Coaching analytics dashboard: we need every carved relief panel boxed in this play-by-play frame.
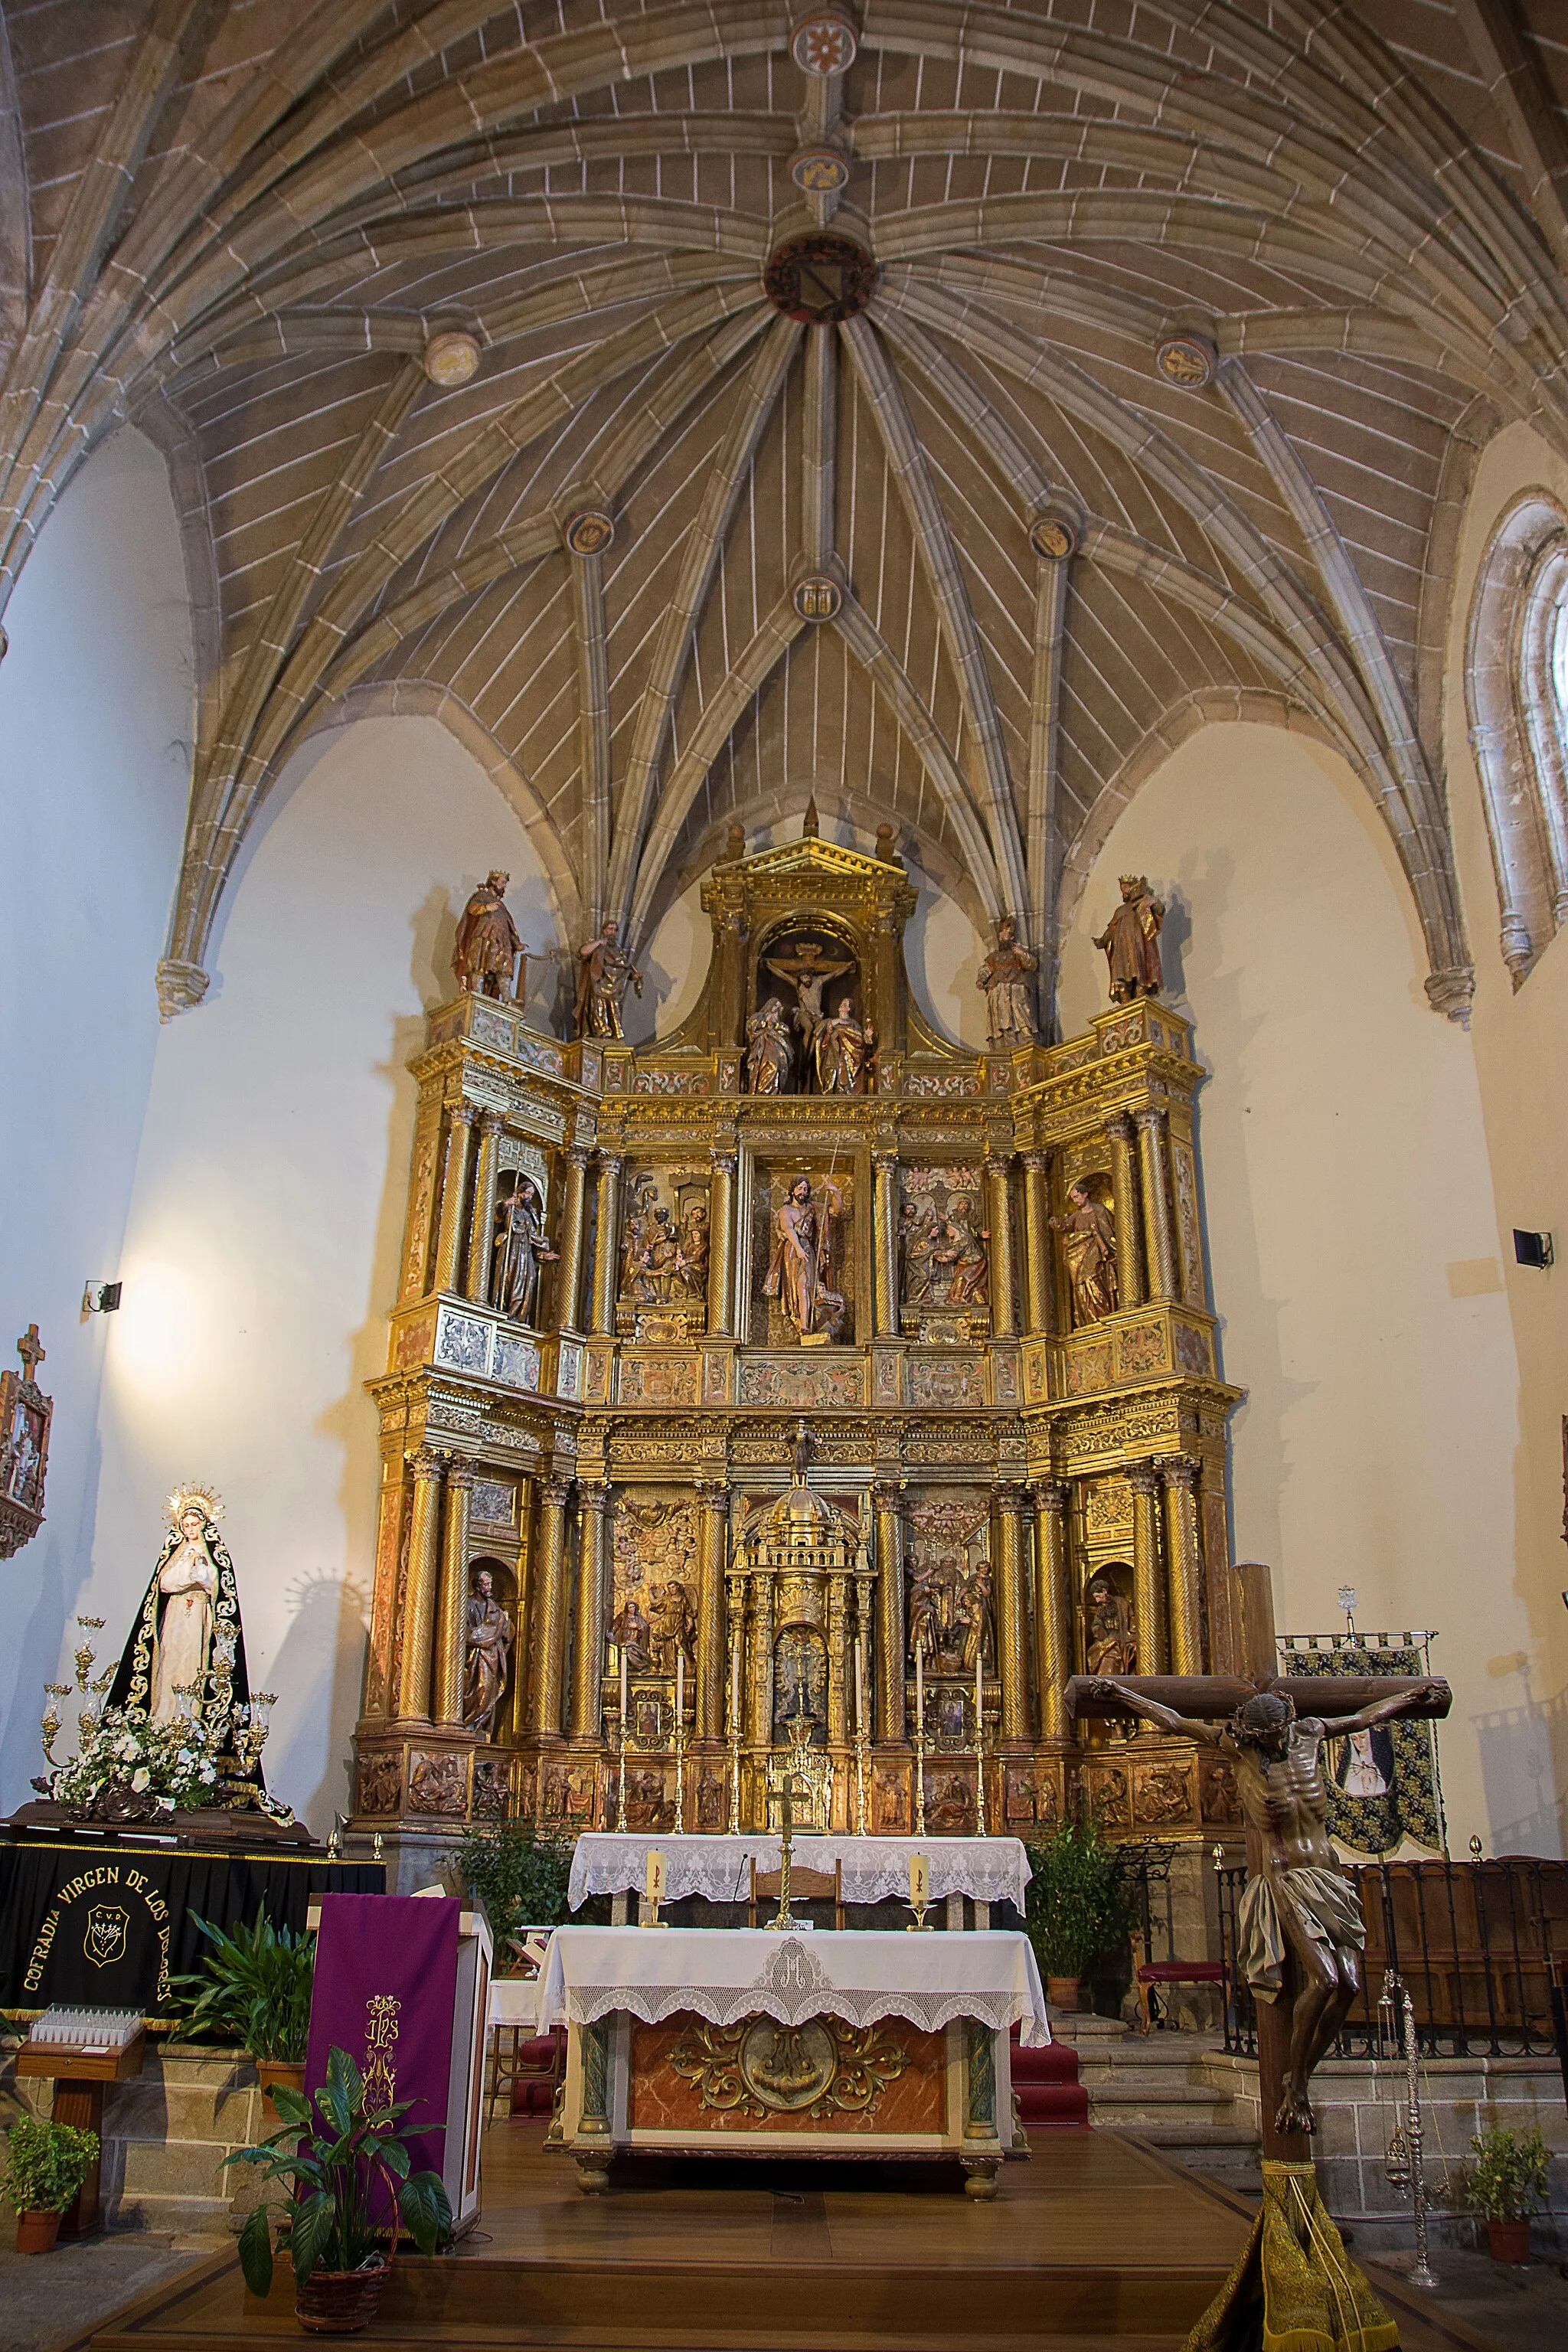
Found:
[903,1492,994,1725]
[899,1165,988,1342]
[617,1167,710,1338]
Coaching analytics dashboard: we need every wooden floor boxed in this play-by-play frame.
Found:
[84,2122,1465,2351]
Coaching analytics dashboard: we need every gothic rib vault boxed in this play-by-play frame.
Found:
[2,2,1566,1027]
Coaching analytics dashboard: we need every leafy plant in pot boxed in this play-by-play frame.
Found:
[1024,1811,1130,2012]
[1,2115,100,2254]
[455,1818,576,1965]
[1462,2122,1550,2264]
[225,2045,451,2334]
[175,1911,315,2112]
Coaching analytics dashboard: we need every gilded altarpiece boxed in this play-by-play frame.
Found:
[350,830,1243,1877]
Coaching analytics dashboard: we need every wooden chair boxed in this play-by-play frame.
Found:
[747,1857,845,1929]
[1130,1929,1223,2033]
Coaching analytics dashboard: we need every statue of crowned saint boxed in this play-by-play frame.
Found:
[103,1484,271,1804]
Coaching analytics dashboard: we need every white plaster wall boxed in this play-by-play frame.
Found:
[1444,420,1568,1856]
[0,427,193,1806]
[34,716,550,1831]
[1059,723,1537,1855]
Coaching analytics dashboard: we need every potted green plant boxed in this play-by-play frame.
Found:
[225,2045,451,2334]
[1463,2122,1550,2264]
[1024,1812,1130,2011]
[175,1912,315,2112]
[455,1818,575,1965]
[1,2115,100,2253]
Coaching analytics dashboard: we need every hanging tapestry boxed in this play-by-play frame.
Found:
[1279,1638,1445,1858]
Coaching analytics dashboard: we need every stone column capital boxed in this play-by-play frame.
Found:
[567,1144,591,1170]
[596,1150,622,1177]
[577,1478,610,1511]
[444,1460,477,1493]
[1032,1478,1069,1514]
[1022,1151,1048,1175]
[1133,1105,1165,1133]
[994,1484,1030,1516]
[408,1446,446,1482]
[710,1150,737,1177]
[1159,1453,1201,1491]
[871,1481,904,1511]
[449,1099,479,1129]
[1104,1112,1135,1143]
[543,1473,574,1509]
[1129,1462,1162,1497]
[477,1108,505,1138]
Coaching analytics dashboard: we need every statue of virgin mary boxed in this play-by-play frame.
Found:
[106,1487,263,1779]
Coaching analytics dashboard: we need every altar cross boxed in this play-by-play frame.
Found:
[16,1325,44,1383]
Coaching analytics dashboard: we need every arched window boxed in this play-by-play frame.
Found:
[1465,495,1568,985]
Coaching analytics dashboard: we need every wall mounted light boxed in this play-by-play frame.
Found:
[1512,1229,1553,1269]
[81,1282,122,1315]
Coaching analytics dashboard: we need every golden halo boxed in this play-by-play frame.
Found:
[166,1482,225,1529]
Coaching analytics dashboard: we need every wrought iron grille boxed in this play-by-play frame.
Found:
[1217,1857,1568,2060]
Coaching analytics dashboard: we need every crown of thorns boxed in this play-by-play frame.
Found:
[1230,1690,1295,1742]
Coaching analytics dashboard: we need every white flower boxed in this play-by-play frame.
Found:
[118,1739,139,1762]
[176,1749,193,1766]
[199,1761,216,1782]
[131,1768,151,1792]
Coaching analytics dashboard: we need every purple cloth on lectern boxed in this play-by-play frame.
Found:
[305,1894,459,2205]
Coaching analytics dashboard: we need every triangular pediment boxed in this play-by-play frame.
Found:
[733,836,895,884]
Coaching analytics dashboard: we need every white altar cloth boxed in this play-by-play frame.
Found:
[567,1833,1031,1914]
[535,1925,1050,2046]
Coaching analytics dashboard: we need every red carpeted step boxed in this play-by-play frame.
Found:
[1010,2023,1090,2128]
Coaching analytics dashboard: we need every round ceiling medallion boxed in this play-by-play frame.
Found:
[1154,334,1216,390]
[564,510,615,557]
[1029,511,1080,562]
[792,576,842,621]
[423,328,481,386]
[764,234,879,324]
[792,14,858,75]
[790,146,851,196]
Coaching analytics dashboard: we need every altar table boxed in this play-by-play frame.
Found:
[539,1925,1047,2196]
[567,1833,1031,1916]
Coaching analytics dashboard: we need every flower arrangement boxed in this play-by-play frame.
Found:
[32,1615,276,1822]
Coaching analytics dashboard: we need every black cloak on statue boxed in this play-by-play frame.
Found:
[105,1511,267,1795]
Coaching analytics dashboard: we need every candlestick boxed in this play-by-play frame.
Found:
[674,1648,686,1835]
[616,1645,629,1834]
[913,1647,927,1838]
[853,1635,868,1836]
[727,1630,743,1835]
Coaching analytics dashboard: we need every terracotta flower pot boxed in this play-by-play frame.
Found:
[1046,1975,1083,2012]
[255,2059,308,2117]
[294,2256,388,2335]
[1485,2216,1530,2265]
[15,2209,63,2255]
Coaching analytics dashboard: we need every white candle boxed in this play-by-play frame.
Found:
[676,1645,684,1731]
[620,1645,629,1733]
[915,1643,923,1730]
[730,1638,741,1733]
[854,1638,865,1739]
[975,1651,984,1743]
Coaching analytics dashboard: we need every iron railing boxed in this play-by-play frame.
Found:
[1217,1857,1568,2060]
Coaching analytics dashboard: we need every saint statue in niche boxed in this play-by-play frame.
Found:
[609,1592,652,1671]
[763,1174,846,1343]
[574,919,644,1037]
[490,1175,557,1324]
[773,1627,827,1737]
[1085,1573,1136,1678]
[462,1565,514,1739]
[746,997,795,1093]
[675,1203,710,1297]
[933,1199,989,1305]
[1093,875,1165,1003]
[1051,1179,1119,1326]
[648,1579,695,1673]
[976,915,1039,1045]
[452,871,528,1000]
[813,996,874,1093]
[106,1487,258,1745]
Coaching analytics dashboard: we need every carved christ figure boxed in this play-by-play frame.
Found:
[1090,1677,1446,2134]
[1093,875,1165,1003]
[976,916,1038,1045]
[575,919,643,1038]
[763,1175,846,1342]
[453,872,526,1000]
[462,1566,514,1737]
[760,941,854,1055]
[1050,1181,1119,1327]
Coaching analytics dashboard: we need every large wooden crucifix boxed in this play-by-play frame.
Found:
[1066,1668,1452,2352]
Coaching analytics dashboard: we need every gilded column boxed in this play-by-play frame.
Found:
[985,1154,1018,1339]
[1130,1463,1167,1677]
[1031,1481,1071,1741]
[433,1102,478,1295]
[993,1487,1030,1744]
[747,1573,776,1750]
[567,1480,609,1741]
[1021,1152,1052,1334]
[826,1579,848,1748]
[707,1152,737,1338]
[589,1152,622,1336]
[433,1461,475,1726]
[363,1456,407,1723]
[1160,1456,1206,1677]
[874,1482,906,1742]
[1135,1107,1178,1302]
[695,1479,728,1740]
[553,1148,590,1332]
[528,1474,573,1739]
[1106,1114,1143,1310]
[465,1112,504,1305]
[873,1151,899,1335]
[395,1449,446,1723]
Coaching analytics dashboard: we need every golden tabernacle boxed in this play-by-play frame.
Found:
[351,822,1248,1883]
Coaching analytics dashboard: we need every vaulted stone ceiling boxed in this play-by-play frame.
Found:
[2,2,1566,1027]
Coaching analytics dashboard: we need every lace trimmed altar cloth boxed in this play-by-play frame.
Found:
[567,1832,1031,1914]
[535,1925,1050,2046]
